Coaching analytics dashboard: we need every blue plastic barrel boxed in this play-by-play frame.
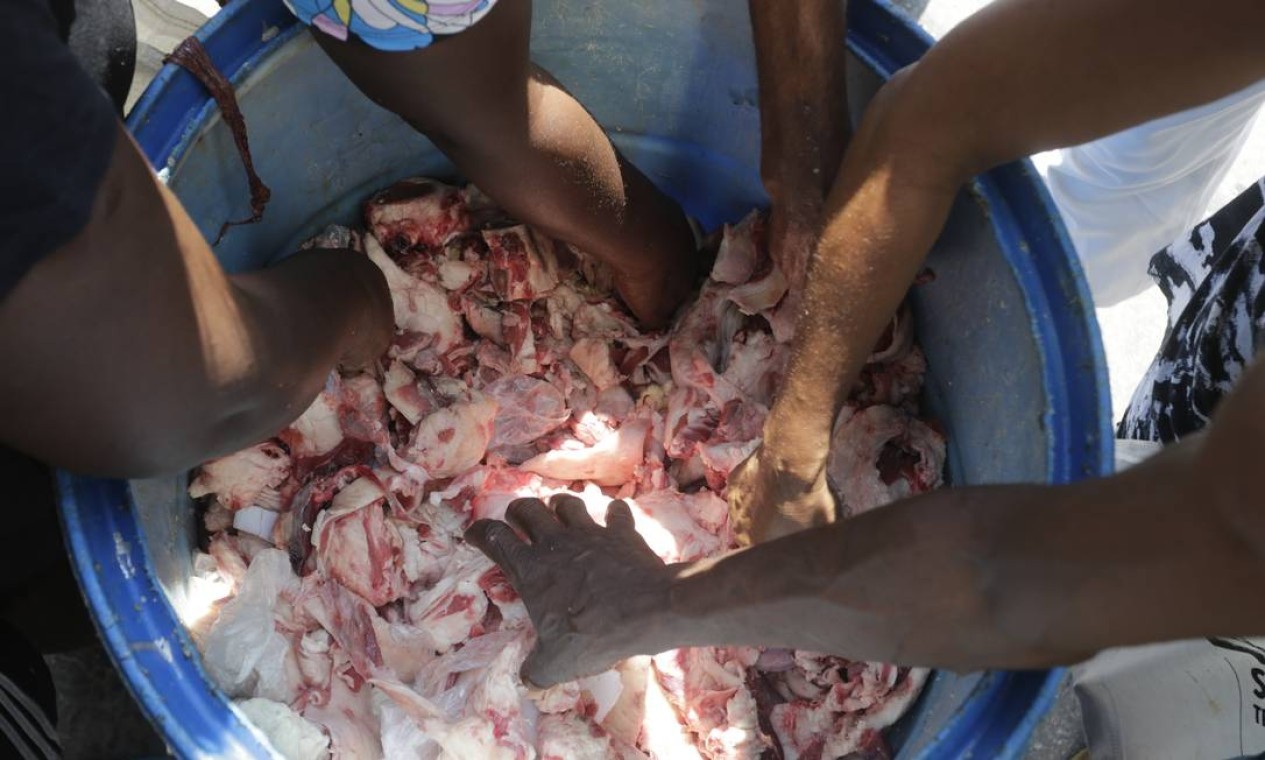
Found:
[57,0,1112,757]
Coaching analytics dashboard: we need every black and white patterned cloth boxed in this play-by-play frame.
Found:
[1119,176,1265,442]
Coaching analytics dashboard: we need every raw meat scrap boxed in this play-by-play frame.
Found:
[484,225,559,301]
[312,477,407,607]
[365,177,470,251]
[827,404,946,516]
[484,375,570,448]
[520,419,650,487]
[397,387,498,478]
[365,234,463,353]
[191,181,944,760]
[189,442,290,511]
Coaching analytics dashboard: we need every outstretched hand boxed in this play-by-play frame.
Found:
[465,494,681,688]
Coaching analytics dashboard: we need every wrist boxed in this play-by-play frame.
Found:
[763,401,833,472]
[609,564,695,656]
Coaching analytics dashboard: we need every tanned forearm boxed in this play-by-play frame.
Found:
[748,0,849,203]
[0,126,391,476]
[469,362,1265,686]
[656,435,1264,669]
[764,0,1265,477]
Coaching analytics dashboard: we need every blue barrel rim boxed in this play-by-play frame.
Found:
[55,0,1113,757]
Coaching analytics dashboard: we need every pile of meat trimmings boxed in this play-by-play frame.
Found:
[187,178,946,760]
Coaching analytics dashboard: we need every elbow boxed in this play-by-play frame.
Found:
[65,385,297,480]
[853,64,992,192]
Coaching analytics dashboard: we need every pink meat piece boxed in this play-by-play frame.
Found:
[438,258,482,292]
[312,477,408,607]
[484,225,559,301]
[570,337,623,391]
[665,386,720,459]
[502,301,539,374]
[468,467,559,522]
[571,387,627,446]
[412,629,524,712]
[462,294,506,346]
[398,387,498,479]
[727,266,789,317]
[365,178,470,251]
[407,574,490,654]
[827,405,946,516]
[366,234,463,353]
[298,576,386,681]
[370,615,437,684]
[537,713,636,760]
[596,386,636,421]
[382,360,431,426]
[203,501,234,534]
[339,374,390,446]
[207,533,250,592]
[572,301,638,340]
[189,441,290,511]
[303,647,383,759]
[720,329,785,407]
[473,343,514,385]
[623,489,724,562]
[485,375,570,448]
[377,635,536,760]
[669,286,747,408]
[699,438,760,492]
[769,662,929,760]
[710,211,763,285]
[652,648,771,759]
[393,247,443,284]
[712,399,768,444]
[769,294,799,344]
[520,419,649,487]
[281,383,344,460]
[856,345,929,409]
[543,284,585,340]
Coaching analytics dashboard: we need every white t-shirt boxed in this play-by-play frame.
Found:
[1040,78,1265,307]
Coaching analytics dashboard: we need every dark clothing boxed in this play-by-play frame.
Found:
[48,0,136,113]
[0,0,126,302]
[0,2,137,756]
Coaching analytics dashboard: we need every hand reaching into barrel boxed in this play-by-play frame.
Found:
[465,494,683,688]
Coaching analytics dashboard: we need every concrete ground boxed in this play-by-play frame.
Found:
[51,0,1265,757]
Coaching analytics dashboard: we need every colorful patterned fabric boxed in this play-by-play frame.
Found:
[283,0,497,51]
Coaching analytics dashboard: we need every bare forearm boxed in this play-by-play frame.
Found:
[196,249,389,451]
[749,0,849,200]
[0,127,389,476]
[766,0,1265,465]
[655,439,1265,669]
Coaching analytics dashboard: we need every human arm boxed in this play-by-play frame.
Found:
[735,0,1265,542]
[748,0,850,281]
[468,355,1265,686]
[0,124,392,477]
